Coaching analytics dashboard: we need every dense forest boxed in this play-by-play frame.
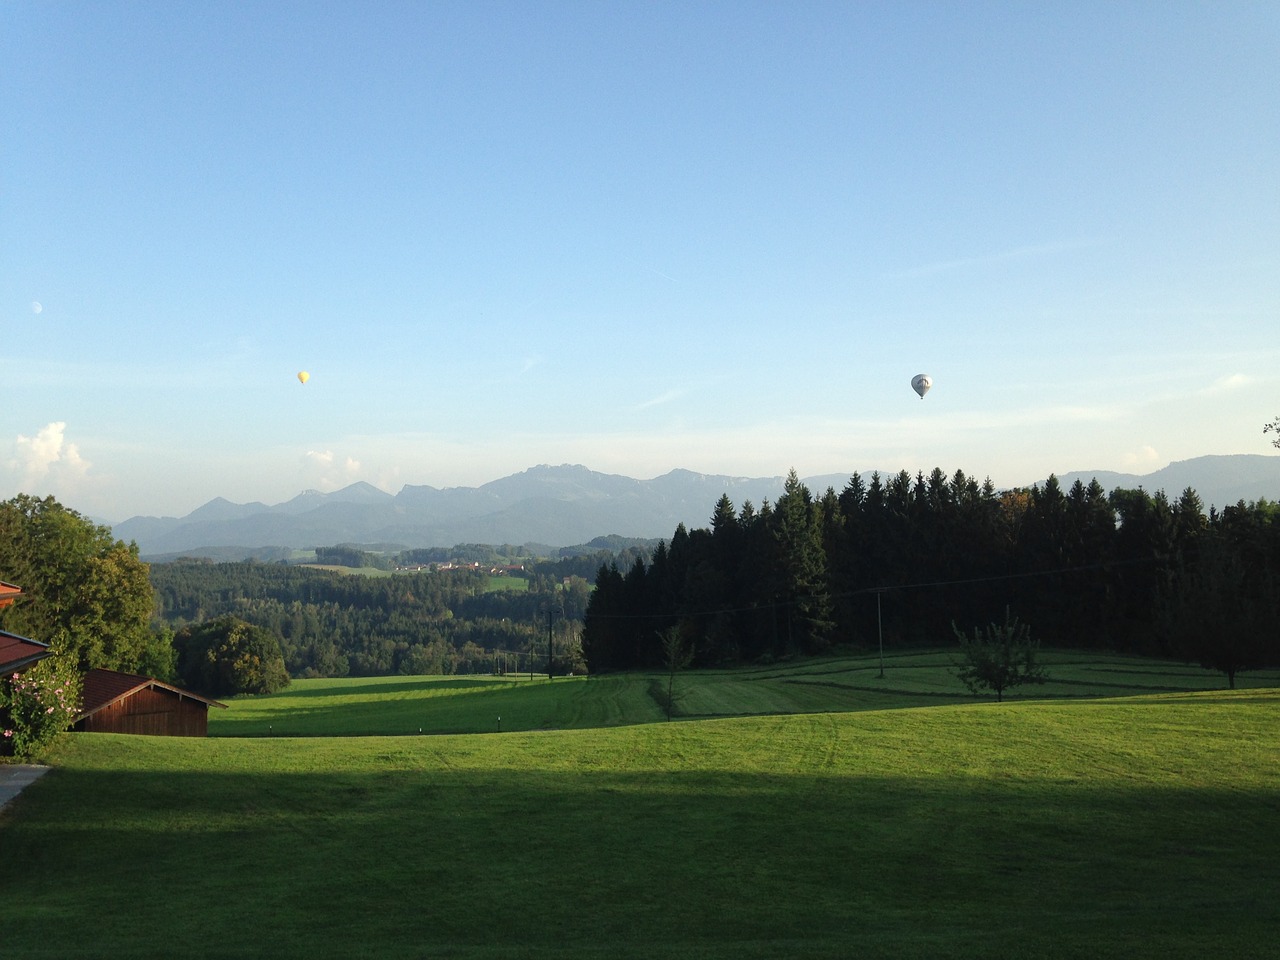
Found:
[583,469,1280,685]
[149,559,596,677]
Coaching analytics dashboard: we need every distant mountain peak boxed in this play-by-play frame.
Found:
[183,496,271,523]
[524,463,592,475]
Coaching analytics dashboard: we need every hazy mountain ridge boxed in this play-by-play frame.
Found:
[1056,455,1280,511]
[113,456,1280,558]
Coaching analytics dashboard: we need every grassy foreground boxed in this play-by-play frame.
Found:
[2,669,1278,959]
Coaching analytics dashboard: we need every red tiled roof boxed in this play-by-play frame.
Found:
[0,630,50,675]
[0,581,21,610]
[78,669,227,719]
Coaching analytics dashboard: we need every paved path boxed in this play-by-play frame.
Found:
[0,764,50,809]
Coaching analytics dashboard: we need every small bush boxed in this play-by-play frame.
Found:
[0,659,82,761]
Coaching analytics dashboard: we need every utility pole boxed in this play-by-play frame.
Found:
[876,588,886,678]
[547,609,554,680]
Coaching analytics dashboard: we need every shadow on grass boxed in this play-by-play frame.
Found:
[215,683,571,737]
[4,760,1278,960]
[252,677,508,700]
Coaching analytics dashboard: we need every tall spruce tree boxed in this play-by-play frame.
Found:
[771,470,833,654]
[583,562,627,671]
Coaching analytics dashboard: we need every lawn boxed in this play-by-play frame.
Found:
[211,673,664,737]
[2,654,1278,959]
[208,648,1280,737]
[485,574,529,591]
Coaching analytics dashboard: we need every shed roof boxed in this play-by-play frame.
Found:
[78,669,228,719]
[0,630,51,675]
[0,581,22,610]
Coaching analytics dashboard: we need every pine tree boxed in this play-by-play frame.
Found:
[771,470,833,654]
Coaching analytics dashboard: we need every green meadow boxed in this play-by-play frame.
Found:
[3,651,1279,959]
[208,649,1280,737]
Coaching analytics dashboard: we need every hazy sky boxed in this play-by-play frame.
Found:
[3,2,1277,521]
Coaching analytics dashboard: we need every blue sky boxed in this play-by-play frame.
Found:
[3,2,1277,521]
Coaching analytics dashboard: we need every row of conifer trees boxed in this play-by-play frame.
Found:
[582,468,1280,684]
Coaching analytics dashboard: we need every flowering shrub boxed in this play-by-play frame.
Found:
[0,659,82,761]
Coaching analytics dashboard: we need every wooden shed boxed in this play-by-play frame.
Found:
[75,669,227,737]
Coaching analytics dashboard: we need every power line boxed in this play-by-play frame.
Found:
[585,555,1155,622]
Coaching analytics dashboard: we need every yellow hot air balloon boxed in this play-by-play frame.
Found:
[297,371,310,385]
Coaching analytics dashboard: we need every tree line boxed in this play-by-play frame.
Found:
[583,468,1280,686]
[150,559,592,678]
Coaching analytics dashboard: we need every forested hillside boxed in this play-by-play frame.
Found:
[150,559,593,677]
[584,469,1280,683]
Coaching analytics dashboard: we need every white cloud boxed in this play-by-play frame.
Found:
[12,422,91,486]
[1122,445,1162,470]
[1198,373,1252,396]
[303,449,363,491]
[2,422,102,510]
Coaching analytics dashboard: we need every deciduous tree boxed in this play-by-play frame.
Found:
[0,494,162,674]
[657,624,695,721]
[952,608,1047,702]
[1160,534,1278,688]
[174,615,290,697]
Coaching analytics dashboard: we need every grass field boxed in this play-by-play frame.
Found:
[2,651,1278,959]
[208,648,1280,737]
[301,564,395,577]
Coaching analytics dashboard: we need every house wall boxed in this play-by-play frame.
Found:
[77,687,210,737]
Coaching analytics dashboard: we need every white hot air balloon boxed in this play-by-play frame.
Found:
[911,373,932,399]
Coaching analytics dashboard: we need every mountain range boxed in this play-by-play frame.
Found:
[112,456,1280,559]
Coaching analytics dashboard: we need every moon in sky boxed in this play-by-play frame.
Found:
[31,301,42,314]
